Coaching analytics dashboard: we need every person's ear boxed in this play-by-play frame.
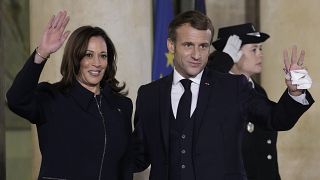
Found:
[167,38,175,53]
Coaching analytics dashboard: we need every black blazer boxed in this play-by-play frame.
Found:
[208,51,283,180]
[132,68,314,180]
[6,51,133,180]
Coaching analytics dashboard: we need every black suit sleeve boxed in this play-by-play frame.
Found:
[131,87,151,173]
[268,89,314,130]
[244,82,314,131]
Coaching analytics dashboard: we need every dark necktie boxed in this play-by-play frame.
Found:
[176,79,192,132]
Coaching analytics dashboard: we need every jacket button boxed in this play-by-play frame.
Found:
[267,139,272,144]
[247,122,254,133]
[267,154,272,160]
[181,164,186,169]
[181,134,186,139]
[181,149,186,154]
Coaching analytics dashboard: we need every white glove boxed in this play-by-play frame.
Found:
[290,69,312,89]
[223,35,243,63]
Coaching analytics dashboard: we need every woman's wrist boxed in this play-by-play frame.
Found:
[36,47,50,60]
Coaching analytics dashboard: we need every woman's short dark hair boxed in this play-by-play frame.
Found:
[59,26,126,95]
[168,10,214,43]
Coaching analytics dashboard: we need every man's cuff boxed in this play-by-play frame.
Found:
[288,91,309,105]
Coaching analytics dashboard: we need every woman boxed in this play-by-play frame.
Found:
[208,23,279,180]
[6,11,133,180]
[208,23,312,180]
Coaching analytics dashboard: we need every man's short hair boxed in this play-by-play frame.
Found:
[168,10,214,43]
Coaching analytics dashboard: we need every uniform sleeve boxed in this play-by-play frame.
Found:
[207,51,234,73]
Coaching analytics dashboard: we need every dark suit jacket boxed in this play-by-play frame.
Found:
[132,68,314,180]
[208,51,282,180]
[6,51,133,180]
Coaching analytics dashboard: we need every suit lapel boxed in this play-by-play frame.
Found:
[193,69,215,143]
[159,73,173,155]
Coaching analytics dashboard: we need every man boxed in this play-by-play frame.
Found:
[132,11,314,180]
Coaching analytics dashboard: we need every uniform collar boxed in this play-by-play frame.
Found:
[228,71,255,88]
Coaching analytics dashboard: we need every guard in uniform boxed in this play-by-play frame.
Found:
[207,23,284,180]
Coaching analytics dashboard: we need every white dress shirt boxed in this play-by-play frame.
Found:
[171,69,203,118]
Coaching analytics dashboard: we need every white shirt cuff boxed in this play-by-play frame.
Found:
[288,91,309,105]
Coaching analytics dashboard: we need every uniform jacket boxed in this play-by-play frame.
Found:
[132,66,314,180]
[207,51,312,180]
[6,51,133,180]
[242,83,281,180]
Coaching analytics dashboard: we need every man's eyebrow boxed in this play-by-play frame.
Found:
[252,44,262,48]
[182,42,194,45]
[200,42,210,46]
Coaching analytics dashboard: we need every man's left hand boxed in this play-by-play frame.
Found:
[283,45,312,96]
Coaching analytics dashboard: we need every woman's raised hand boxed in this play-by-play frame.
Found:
[35,10,70,63]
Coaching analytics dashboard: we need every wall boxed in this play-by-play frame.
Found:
[261,1,320,179]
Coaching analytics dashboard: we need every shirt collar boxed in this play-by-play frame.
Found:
[173,68,203,85]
